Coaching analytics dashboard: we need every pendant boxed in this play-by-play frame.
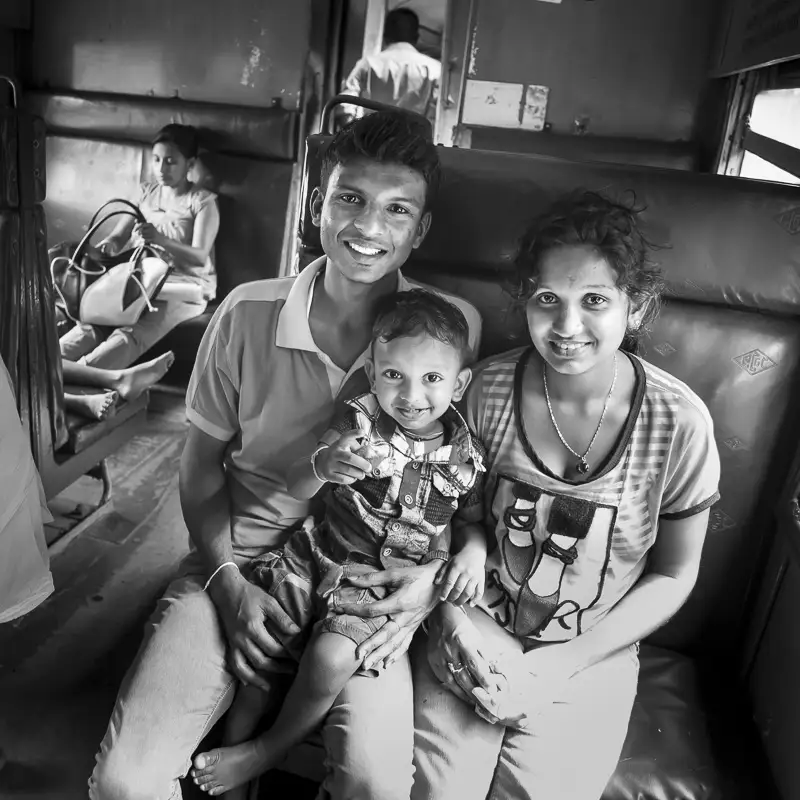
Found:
[576,458,590,475]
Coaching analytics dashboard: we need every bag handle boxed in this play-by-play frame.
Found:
[88,198,146,230]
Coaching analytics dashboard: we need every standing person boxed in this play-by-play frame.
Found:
[408,192,721,800]
[60,124,219,370]
[343,9,441,125]
[88,110,481,800]
[190,290,487,797]
[0,356,54,624]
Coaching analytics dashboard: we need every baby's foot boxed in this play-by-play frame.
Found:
[191,741,277,796]
[114,351,175,401]
[65,391,118,421]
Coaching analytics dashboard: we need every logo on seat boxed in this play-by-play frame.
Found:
[732,349,777,376]
[775,207,800,235]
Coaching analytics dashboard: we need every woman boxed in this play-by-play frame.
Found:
[59,123,220,370]
[411,192,721,800]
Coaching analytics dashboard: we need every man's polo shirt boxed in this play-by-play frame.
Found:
[185,256,482,556]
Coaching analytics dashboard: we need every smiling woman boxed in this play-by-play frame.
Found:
[411,191,720,800]
[58,123,220,374]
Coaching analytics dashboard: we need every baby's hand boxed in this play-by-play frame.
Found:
[436,547,486,606]
[315,431,372,486]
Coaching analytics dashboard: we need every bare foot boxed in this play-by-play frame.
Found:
[64,391,118,421]
[114,352,175,401]
[191,740,280,797]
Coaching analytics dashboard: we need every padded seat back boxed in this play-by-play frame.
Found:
[299,138,800,656]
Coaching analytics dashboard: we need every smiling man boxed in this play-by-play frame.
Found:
[89,111,480,800]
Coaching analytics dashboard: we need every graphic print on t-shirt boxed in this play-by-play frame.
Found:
[484,474,617,642]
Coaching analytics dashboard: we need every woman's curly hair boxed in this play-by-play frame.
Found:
[511,190,666,352]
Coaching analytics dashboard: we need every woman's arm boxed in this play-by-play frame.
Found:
[97,215,136,255]
[135,200,220,268]
[544,510,711,676]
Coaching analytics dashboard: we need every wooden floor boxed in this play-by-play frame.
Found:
[0,391,318,799]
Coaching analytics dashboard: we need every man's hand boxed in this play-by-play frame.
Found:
[330,561,442,670]
[209,571,300,689]
[315,431,372,485]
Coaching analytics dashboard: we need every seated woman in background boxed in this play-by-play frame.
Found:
[59,123,220,372]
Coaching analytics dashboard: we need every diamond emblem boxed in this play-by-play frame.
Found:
[775,207,800,235]
[722,436,748,452]
[732,349,777,376]
[708,508,736,532]
[654,342,676,357]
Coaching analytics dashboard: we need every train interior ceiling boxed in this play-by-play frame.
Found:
[2,0,800,798]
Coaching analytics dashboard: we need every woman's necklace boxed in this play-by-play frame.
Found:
[542,353,618,476]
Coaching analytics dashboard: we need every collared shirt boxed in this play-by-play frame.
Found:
[321,392,485,570]
[343,42,441,121]
[185,256,482,556]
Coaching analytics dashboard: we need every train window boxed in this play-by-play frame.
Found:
[717,61,800,185]
[740,87,800,185]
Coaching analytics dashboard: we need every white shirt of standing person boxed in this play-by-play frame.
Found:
[343,42,441,122]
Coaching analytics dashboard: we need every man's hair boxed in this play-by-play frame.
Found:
[320,110,440,212]
[513,190,665,350]
[372,289,470,364]
[152,124,199,160]
[384,9,419,44]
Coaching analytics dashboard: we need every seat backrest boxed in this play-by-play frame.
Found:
[299,137,800,657]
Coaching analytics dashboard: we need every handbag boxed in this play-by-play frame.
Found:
[50,198,172,327]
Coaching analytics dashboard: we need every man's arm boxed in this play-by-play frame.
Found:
[179,423,300,686]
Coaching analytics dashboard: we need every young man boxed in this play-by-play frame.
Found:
[88,110,481,800]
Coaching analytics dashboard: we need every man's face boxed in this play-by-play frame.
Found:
[311,158,431,285]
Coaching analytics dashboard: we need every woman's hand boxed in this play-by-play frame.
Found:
[471,643,582,729]
[133,221,166,248]
[427,604,503,704]
[330,560,442,670]
[96,237,122,256]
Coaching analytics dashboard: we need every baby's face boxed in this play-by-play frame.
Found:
[366,333,471,437]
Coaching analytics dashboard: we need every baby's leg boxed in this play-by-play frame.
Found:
[222,683,277,748]
[192,629,360,796]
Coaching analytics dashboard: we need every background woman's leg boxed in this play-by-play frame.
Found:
[60,323,108,362]
[78,299,205,370]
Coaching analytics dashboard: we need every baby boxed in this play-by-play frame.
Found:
[191,289,489,796]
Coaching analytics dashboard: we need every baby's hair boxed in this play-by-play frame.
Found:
[321,110,439,212]
[372,289,470,364]
[152,124,199,160]
[512,190,665,350]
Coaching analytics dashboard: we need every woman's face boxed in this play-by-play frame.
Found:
[525,244,643,377]
[151,142,192,188]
